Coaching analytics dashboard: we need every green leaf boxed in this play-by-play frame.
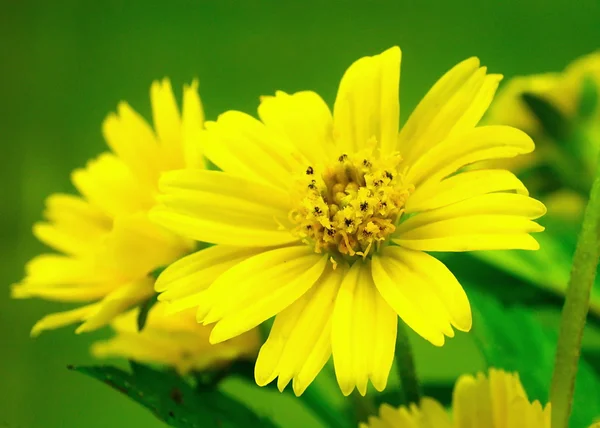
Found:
[70,363,279,428]
[522,92,571,141]
[137,293,159,331]
[467,217,600,321]
[467,287,600,428]
[578,75,599,121]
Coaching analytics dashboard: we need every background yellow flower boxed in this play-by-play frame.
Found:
[482,52,600,220]
[12,79,203,335]
[362,369,551,428]
[92,302,261,375]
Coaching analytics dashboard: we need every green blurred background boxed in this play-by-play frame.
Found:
[2,1,600,426]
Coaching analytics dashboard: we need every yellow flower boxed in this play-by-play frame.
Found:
[482,52,600,182]
[151,47,545,396]
[12,79,204,335]
[92,302,261,375]
[362,369,551,428]
[485,51,600,137]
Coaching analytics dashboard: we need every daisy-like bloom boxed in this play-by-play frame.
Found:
[362,368,551,428]
[152,47,545,396]
[92,302,261,375]
[12,79,204,335]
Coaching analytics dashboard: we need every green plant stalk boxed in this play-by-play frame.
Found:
[395,319,421,406]
[351,390,377,425]
[550,153,600,428]
[302,385,349,428]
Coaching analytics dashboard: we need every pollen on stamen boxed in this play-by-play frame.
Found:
[289,149,411,261]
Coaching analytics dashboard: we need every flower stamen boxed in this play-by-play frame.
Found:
[290,149,411,261]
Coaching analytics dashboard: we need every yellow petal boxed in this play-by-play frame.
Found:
[258,90,334,166]
[395,215,543,252]
[406,169,528,213]
[420,398,453,427]
[102,102,162,190]
[12,282,119,303]
[151,78,185,169]
[332,262,397,396]
[13,254,121,302]
[371,249,458,346]
[447,72,502,137]
[401,193,546,232]
[76,278,154,333]
[97,213,189,279]
[14,254,113,288]
[72,153,154,217]
[205,247,328,343]
[400,58,502,165]
[92,332,181,367]
[202,111,301,189]
[489,368,528,427]
[151,169,295,247]
[406,125,534,187]
[33,194,110,256]
[396,193,545,252]
[156,245,265,300]
[30,303,100,337]
[384,247,471,332]
[333,47,401,155]
[181,79,206,168]
[456,372,496,428]
[396,233,540,252]
[254,264,344,395]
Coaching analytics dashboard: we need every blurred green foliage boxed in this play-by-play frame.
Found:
[2,1,600,427]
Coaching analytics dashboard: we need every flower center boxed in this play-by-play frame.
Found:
[289,149,412,261]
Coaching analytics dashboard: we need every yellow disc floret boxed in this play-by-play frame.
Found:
[290,147,412,260]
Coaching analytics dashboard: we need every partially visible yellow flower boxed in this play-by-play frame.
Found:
[92,302,261,375]
[483,52,600,221]
[361,398,451,428]
[151,47,545,396]
[362,368,551,428]
[12,78,204,335]
[485,51,600,137]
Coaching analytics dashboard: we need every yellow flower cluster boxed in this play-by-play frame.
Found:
[15,46,551,395]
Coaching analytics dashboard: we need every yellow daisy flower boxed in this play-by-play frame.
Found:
[13,78,204,335]
[151,47,545,396]
[92,302,261,375]
[362,368,551,428]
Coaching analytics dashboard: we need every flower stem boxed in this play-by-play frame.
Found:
[351,391,377,425]
[302,385,349,428]
[395,319,421,406]
[550,153,600,428]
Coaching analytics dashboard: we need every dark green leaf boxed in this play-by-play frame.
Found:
[137,293,159,331]
[69,363,279,428]
[205,158,221,171]
[578,75,599,120]
[467,287,600,428]
[521,92,570,141]
[151,266,167,279]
